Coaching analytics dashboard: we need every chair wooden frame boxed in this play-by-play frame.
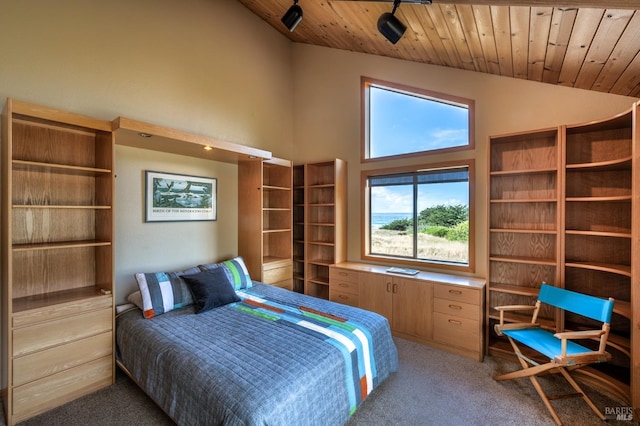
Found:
[493,283,614,426]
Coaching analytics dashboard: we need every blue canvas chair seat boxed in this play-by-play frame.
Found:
[493,283,614,426]
[501,328,591,360]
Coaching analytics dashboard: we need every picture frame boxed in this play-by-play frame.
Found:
[145,170,217,222]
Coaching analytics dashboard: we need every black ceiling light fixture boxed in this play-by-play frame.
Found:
[377,0,432,45]
[377,0,406,44]
[282,0,303,32]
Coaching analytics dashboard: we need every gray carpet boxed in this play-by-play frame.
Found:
[2,337,632,426]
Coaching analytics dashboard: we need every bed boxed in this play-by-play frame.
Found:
[116,260,398,426]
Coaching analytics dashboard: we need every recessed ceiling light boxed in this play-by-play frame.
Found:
[138,132,152,138]
[203,146,213,151]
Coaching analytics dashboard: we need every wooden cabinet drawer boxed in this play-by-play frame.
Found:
[13,331,112,387]
[12,295,112,328]
[12,356,113,421]
[13,308,112,357]
[433,298,479,321]
[330,290,359,307]
[434,284,479,305]
[330,267,359,284]
[433,312,479,351]
[331,278,359,295]
[262,264,293,284]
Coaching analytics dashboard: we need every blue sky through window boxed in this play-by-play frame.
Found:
[369,86,469,158]
[372,181,468,214]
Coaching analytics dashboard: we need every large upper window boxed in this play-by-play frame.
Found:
[362,77,474,161]
[362,161,474,272]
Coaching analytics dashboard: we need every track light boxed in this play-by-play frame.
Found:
[377,0,413,45]
[377,0,405,44]
[282,0,303,32]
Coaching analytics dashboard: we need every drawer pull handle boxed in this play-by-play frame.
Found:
[339,272,348,276]
[448,319,462,325]
[449,304,462,310]
[339,283,348,287]
[392,283,398,294]
[449,289,462,295]
[339,295,348,299]
[386,282,392,292]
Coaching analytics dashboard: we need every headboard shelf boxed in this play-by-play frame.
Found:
[113,116,271,163]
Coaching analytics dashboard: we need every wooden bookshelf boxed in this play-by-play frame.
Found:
[293,159,347,300]
[487,104,639,410]
[2,98,115,425]
[238,157,293,289]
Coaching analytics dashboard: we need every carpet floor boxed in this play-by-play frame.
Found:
[2,337,632,426]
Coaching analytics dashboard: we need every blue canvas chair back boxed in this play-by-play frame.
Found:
[538,283,614,323]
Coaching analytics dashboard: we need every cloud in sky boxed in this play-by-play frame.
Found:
[372,182,468,214]
[371,186,413,213]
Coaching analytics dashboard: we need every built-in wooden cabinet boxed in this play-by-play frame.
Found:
[1,98,115,425]
[357,273,433,341]
[488,103,639,411]
[356,271,390,319]
[433,283,483,355]
[293,159,347,299]
[238,157,293,289]
[390,276,433,341]
[330,262,485,361]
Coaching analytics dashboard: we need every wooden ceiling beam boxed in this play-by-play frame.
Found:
[333,0,640,10]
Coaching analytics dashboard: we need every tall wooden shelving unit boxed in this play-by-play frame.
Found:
[1,99,115,425]
[488,127,561,331]
[292,165,305,293]
[488,103,639,412]
[296,159,347,300]
[238,157,293,289]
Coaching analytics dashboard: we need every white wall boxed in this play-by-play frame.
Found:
[0,0,294,155]
[291,44,638,278]
[114,146,239,300]
[0,0,295,302]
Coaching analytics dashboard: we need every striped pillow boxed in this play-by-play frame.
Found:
[199,256,253,290]
[134,266,200,319]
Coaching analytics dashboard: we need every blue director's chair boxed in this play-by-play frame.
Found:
[493,283,614,426]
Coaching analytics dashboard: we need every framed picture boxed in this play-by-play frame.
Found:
[145,170,217,222]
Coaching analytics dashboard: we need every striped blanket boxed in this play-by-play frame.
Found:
[237,291,376,414]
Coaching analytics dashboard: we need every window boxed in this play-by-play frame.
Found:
[362,77,474,161]
[362,161,474,272]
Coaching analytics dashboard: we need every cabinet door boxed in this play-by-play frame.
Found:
[358,271,392,321]
[392,277,432,340]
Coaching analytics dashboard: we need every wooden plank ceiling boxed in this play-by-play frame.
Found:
[236,0,640,97]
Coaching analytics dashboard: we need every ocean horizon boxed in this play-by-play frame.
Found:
[371,212,411,227]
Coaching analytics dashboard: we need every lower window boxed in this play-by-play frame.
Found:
[362,160,474,272]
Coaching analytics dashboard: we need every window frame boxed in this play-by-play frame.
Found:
[361,76,475,163]
[361,159,476,273]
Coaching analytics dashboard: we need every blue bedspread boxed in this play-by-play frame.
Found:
[116,283,398,426]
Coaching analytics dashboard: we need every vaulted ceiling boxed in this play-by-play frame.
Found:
[237,0,640,97]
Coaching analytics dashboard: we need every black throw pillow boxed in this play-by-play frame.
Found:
[182,268,240,314]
